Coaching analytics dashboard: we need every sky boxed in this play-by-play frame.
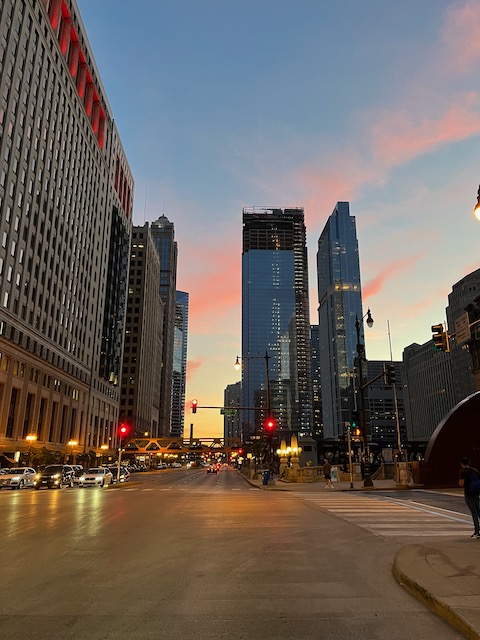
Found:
[78,1,480,438]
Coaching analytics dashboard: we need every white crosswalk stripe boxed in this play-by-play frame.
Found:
[292,492,472,539]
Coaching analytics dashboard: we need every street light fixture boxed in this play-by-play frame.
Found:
[67,439,78,465]
[474,185,480,221]
[355,308,374,487]
[26,433,37,465]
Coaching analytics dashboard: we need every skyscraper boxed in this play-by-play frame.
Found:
[241,207,312,438]
[120,225,163,438]
[171,290,189,438]
[317,202,363,440]
[0,0,132,460]
[150,216,178,436]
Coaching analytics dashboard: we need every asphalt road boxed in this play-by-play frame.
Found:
[0,467,465,639]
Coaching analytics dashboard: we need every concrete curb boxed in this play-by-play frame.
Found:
[392,547,480,640]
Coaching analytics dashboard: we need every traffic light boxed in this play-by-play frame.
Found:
[384,363,396,385]
[351,410,359,429]
[192,399,198,414]
[264,417,276,431]
[431,324,450,352]
[118,423,130,442]
[353,426,362,439]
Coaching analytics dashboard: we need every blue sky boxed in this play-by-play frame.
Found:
[79,1,480,437]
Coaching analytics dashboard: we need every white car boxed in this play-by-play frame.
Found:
[78,467,113,487]
[0,467,36,489]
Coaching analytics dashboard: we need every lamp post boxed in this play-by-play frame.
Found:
[355,309,374,487]
[26,434,37,466]
[474,185,480,221]
[67,439,78,465]
[235,351,272,427]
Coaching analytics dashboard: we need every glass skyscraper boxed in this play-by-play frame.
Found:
[171,290,189,438]
[241,207,313,438]
[317,202,364,440]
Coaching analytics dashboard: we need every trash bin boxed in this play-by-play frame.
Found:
[262,470,270,485]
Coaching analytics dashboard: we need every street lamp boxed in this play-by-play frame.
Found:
[26,433,37,465]
[355,309,374,487]
[474,185,480,221]
[67,439,78,465]
[235,352,272,456]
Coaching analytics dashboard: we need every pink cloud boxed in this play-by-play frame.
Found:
[363,254,425,299]
[442,1,480,72]
[369,94,480,167]
[186,358,203,382]
[179,239,241,335]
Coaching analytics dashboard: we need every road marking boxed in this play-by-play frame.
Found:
[293,492,471,539]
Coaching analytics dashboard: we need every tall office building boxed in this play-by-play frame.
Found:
[150,215,177,436]
[0,0,132,461]
[171,290,188,438]
[446,268,480,403]
[241,207,312,438]
[317,202,364,440]
[224,381,241,440]
[120,225,163,438]
[310,325,323,439]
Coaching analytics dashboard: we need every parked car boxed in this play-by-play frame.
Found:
[73,465,84,484]
[33,465,75,490]
[108,466,130,483]
[78,467,113,487]
[0,467,36,489]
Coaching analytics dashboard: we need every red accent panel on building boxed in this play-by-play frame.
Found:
[49,0,62,31]
[98,113,105,149]
[59,18,71,55]
[77,63,86,98]
[85,82,94,116]
[68,40,79,78]
[91,100,100,133]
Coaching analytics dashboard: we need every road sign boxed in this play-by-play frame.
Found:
[455,313,471,346]
[220,409,237,416]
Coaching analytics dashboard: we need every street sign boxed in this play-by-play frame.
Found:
[220,409,237,416]
[455,313,471,346]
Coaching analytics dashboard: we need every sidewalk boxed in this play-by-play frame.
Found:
[243,473,480,639]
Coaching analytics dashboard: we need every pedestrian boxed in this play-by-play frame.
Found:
[459,457,480,538]
[323,458,333,489]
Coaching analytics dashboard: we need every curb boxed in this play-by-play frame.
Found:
[392,550,480,640]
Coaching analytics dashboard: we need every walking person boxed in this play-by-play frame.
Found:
[459,457,480,537]
[323,458,333,489]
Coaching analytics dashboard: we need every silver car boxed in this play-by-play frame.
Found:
[0,467,36,489]
[78,467,113,487]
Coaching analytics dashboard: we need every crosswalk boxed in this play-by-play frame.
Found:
[292,492,472,539]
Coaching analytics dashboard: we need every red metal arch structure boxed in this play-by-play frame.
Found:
[421,392,480,487]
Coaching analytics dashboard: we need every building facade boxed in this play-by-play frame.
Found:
[365,360,405,448]
[224,381,241,440]
[0,0,132,462]
[446,268,480,403]
[310,324,323,439]
[316,202,364,440]
[150,215,177,436]
[120,225,163,438]
[403,342,456,442]
[171,290,188,438]
[241,207,313,438]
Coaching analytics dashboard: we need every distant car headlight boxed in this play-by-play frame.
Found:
[35,474,41,480]
[79,476,85,482]
[53,473,60,479]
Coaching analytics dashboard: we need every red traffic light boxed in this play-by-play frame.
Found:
[265,418,276,431]
[118,423,130,439]
[192,399,198,414]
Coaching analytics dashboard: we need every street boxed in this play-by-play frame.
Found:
[0,466,466,639]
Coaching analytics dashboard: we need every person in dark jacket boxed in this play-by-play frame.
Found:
[459,457,480,537]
